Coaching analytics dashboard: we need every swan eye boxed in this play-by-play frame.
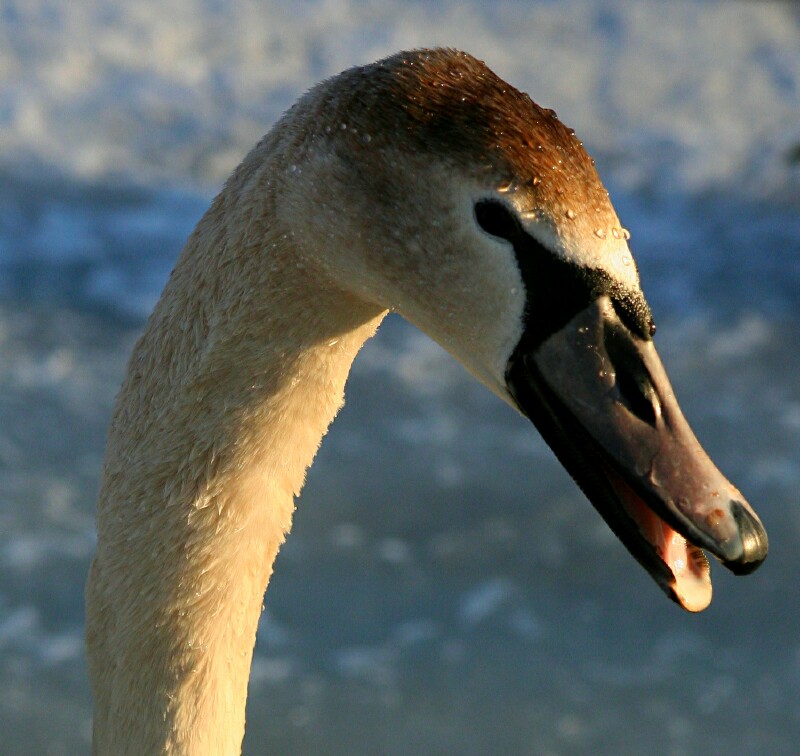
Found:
[474,200,522,242]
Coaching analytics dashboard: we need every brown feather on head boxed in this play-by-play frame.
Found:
[310,48,626,256]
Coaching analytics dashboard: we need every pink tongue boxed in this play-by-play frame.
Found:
[607,470,712,612]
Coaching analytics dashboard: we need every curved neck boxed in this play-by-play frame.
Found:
[86,167,385,754]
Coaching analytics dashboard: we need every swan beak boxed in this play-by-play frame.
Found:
[506,296,768,612]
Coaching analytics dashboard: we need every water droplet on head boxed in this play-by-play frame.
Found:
[362,133,372,144]
[340,123,347,130]
[611,228,620,239]
[621,228,631,240]
[566,209,576,220]
[622,255,632,266]
[594,228,607,239]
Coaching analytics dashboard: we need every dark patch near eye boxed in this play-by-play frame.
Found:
[474,199,655,348]
[474,200,519,241]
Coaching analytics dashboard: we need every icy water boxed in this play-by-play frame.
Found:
[2,1,800,754]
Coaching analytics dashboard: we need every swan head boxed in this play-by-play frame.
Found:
[281,48,767,611]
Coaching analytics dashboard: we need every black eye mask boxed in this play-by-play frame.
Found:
[474,199,655,351]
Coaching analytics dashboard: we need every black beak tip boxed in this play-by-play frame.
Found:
[725,500,769,575]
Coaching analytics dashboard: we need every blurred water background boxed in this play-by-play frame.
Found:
[1,1,800,753]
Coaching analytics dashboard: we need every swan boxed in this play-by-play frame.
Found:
[85,48,768,754]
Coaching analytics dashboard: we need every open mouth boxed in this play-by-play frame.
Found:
[506,297,767,611]
[605,465,711,612]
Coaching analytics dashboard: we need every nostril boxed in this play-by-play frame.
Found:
[615,369,658,426]
[603,323,659,427]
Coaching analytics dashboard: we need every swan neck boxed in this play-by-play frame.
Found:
[86,171,385,754]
